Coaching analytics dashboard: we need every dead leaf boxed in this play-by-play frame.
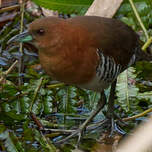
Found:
[86,0,124,18]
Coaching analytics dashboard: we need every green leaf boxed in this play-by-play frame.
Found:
[0,111,27,122]
[32,0,93,15]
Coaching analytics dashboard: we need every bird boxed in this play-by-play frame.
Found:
[8,16,152,144]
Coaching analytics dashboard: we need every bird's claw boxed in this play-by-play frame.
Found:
[107,117,126,137]
[55,127,84,145]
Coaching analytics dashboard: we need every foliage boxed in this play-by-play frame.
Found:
[116,67,139,112]
[0,125,24,152]
[115,0,152,115]
[0,0,152,151]
[31,0,94,15]
[116,0,152,40]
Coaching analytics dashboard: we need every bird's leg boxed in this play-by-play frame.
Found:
[106,80,125,135]
[106,80,116,126]
[55,91,106,145]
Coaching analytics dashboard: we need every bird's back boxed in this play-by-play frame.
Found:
[67,16,139,67]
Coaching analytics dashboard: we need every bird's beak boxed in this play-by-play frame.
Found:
[8,30,33,44]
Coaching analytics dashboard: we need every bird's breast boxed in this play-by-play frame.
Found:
[38,47,98,85]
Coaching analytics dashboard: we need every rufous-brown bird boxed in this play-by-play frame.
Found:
[9,16,152,144]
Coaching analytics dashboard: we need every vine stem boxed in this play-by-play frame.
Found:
[18,0,25,85]
[128,0,149,40]
[122,107,152,121]
[142,37,152,51]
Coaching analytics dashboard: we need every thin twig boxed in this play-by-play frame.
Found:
[44,128,75,133]
[18,0,25,85]
[122,107,152,121]
[0,5,20,13]
[47,83,65,88]
[0,60,18,83]
[128,0,149,40]
[29,77,44,112]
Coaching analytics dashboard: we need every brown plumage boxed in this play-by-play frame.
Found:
[27,16,151,88]
[9,16,152,144]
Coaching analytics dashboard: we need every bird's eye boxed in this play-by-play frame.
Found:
[36,29,45,35]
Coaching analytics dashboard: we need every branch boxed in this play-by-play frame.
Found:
[122,107,152,122]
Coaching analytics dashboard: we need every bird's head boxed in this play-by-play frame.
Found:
[8,17,65,50]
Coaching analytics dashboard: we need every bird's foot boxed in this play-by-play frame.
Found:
[55,92,106,146]
[109,117,126,136]
[55,126,84,146]
[87,117,126,136]
[54,117,125,146]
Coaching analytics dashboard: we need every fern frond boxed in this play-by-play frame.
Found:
[116,67,139,112]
